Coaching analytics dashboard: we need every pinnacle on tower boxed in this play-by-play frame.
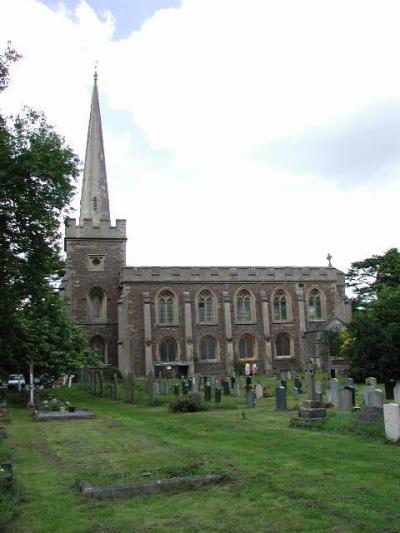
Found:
[79,71,111,225]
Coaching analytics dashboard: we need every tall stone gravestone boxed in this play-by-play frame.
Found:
[383,403,400,442]
[247,389,255,408]
[204,381,211,402]
[299,359,326,420]
[275,386,287,411]
[330,378,339,408]
[339,389,353,412]
[367,389,384,409]
[215,385,222,403]
[344,385,355,406]
[234,382,241,397]
[364,385,375,406]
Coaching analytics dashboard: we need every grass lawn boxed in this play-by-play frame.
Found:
[3,382,400,532]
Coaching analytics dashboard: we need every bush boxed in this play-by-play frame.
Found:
[169,397,207,413]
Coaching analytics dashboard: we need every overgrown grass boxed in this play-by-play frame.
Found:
[3,382,400,532]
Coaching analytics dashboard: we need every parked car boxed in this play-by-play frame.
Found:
[7,374,26,390]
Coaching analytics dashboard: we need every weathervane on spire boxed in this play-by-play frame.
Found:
[93,60,98,83]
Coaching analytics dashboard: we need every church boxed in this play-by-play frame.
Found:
[61,76,352,378]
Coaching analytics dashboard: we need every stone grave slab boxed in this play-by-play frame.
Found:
[35,409,96,421]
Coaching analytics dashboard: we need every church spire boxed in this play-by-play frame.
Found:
[79,70,111,225]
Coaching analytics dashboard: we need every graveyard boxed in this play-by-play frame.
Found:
[2,373,400,532]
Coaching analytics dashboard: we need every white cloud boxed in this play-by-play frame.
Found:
[1,0,400,272]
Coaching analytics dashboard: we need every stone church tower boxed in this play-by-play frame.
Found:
[63,75,351,377]
[61,73,126,366]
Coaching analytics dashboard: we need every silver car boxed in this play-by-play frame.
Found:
[7,374,26,390]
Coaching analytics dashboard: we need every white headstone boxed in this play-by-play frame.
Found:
[367,388,384,409]
[384,403,400,442]
[330,378,339,391]
[255,384,263,399]
[363,385,374,406]
[315,380,323,393]
[331,389,339,408]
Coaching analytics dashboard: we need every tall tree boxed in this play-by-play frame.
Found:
[0,45,90,375]
[344,248,400,382]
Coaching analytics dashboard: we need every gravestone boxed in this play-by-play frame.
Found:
[363,385,375,406]
[188,378,193,392]
[367,388,384,409]
[315,391,323,404]
[158,381,167,395]
[383,403,400,442]
[357,406,384,424]
[154,381,160,395]
[330,378,339,408]
[344,385,356,406]
[280,380,287,389]
[330,368,336,378]
[191,391,201,404]
[223,381,230,395]
[246,389,255,407]
[315,380,323,394]
[384,380,396,400]
[394,383,400,405]
[234,382,241,397]
[346,377,354,387]
[366,377,377,388]
[275,386,287,411]
[294,376,303,394]
[204,381,211,402]
[182,382,189,396]
[215,386,222,403]
[299,359,326,420]
[255,384,263,399]
[339,389,353,412]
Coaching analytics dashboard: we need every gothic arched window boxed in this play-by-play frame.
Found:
[199,336,216,360]
[308,289,323,320]
[238,335,254,359]
[236,289,254,322]
[158,290,176,324]
[160,338,177,362]
[275,333,291,357]
[273,289,289,321]
[198,290,215,322]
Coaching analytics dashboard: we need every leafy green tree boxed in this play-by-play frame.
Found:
[0,45,90,376]
[344,249,400,382]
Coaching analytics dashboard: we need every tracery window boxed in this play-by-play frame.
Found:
[200,336,216,360]
[273,289,289,321]
[308,289,323,320]
[238,335,254,359]
[198,290,215,322]
[236,289,253,322]
[275,333,291,357]
[158,290,175,324]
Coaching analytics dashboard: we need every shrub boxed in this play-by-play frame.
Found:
[169,397,207,413]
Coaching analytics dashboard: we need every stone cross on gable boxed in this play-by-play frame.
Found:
[327,253,332,267]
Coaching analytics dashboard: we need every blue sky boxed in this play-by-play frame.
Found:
[1,0,400,271]
[40,0,181,39]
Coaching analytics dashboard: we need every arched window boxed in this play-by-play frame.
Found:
[160,338,177,362]
[198,290,215,322]
[275,333,291,357]
[89,288,106,320]
[158,290,175,324]
[236,289,253,322]
[200,336,216,360]
[238,335,254,359]
[308,289,323,320]
[90,335,105,361]
[273,289,288,321]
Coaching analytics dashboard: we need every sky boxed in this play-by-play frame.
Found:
[1,0,400,272]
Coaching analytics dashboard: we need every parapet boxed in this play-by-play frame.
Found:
[121,265,345,284]
[65,217,127,239]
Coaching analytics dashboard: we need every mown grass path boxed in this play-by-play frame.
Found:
[6,388,400,532]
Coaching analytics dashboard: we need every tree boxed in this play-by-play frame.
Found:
[344,249,400,382]
[0,45,90,376]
